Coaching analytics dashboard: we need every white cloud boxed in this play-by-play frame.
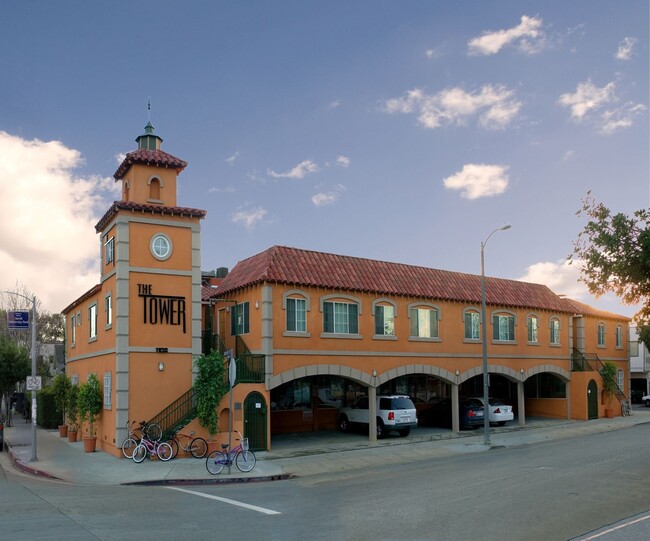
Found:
[558,80,616,120]
[225,151,240,165]
[425,45,445,59]
[468,15,545,56]
[385,85,521,130]
[115,152,127,164]
[312,184,347,207]
[208,186,235,193]
[615,37,637,61]
[231,206,267,229]
[600,103,647,134]
[0,131,117,312]
[443,164,509,200]
[336,155,350,168]
[518,259,589,299]
[558,80,646,133]
[328,100,342,109]
[562,150,575,162]
[268,160,319,179]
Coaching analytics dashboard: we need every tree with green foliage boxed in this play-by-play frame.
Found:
[78,374,103,438]
[570,192,650,348]
[51,373,71,423]
[0,335,30,419]
[194,350,229,438]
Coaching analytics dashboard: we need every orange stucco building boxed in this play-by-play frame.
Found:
[63,126,631,456]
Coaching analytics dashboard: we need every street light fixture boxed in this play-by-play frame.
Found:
[1,290,38,461]
[480,224,511,446]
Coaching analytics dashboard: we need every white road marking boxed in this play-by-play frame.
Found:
[165,486,281,515]
[579,513,650,540]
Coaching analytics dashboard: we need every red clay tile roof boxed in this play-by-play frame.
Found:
[210,246,578,312]
[562,298,632,321]
[95,201,207,232]
[113,148,188,180]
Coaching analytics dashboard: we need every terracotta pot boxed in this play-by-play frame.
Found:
[605,408,615,418]
[68,430,78,442]
[58,425,68,438]
[83,436,97,453]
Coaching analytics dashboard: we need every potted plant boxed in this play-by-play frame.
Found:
[78,374,103,452]
[67,383,79,442]
[51,373,71,437]
[194,351,228,446]
[600,361,618,418]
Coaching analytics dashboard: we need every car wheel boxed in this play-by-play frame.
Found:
[498,421,506,427]
[398,428,410,437]
[646,399,650,408]
[338,415,349,433]
[376,419,385,439]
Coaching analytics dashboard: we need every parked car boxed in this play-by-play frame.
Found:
[642,394,650,407]
[338,395,417,438]
[425,398,485,429]
[630,390,644,404]
[469,397,514,426]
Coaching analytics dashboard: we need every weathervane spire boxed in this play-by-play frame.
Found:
[147,97,151,122]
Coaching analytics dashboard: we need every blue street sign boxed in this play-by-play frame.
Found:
[8,311,30,329]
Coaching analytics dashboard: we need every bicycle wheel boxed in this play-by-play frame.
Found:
[235,450,256,472]
[145,422,162,442]
[206,450,225,475]
[189,437,208,458]
[133,443,148,463]
[157,442,174,462]
[121,437,139,459]
[167,438,179,459]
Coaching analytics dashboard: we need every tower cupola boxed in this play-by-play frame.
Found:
[136,121,163,151]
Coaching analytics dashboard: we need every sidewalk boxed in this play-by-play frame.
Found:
[2,408,650,486]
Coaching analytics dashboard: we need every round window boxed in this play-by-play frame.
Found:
[151,234,172,260]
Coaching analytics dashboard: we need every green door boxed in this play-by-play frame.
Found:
[587,379,598,420]
[244,391,267,451]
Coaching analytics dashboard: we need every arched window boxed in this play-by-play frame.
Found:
[597,322,606,347]
[463,308,480,341]
[372,298,397,337]
[550,317,560,345]
[615,325,623,348]
[149,177,161,201]
[408,303,441,339]
[492,311,516,342]
[283,290,310,334]
[527,314,539,343]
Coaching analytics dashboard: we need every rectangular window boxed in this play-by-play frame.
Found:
[230,302,250,336]
[103,372,112,410]
[616,369,624,392]
[631,341,639,357]
[105,294,112,327]
[70,315,76,344]
[597,324,606,347]
[464,311,480,340]
[375,305,395,336]
[410,308,439,338]
[88,304,97,339]
[492,314,515,341]
[550,319,560,345]
[616,327,622,348]
[527,316,538,343]
[286,298,306,332]
[105,237,114,265]
[323,301,358,334]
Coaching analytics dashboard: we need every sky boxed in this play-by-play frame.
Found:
[0,1,648,320]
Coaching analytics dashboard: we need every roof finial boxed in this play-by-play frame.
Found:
[147,96,151,122]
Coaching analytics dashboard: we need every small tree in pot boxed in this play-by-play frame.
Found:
[194,351,228,440]
[600,361,618,417]
[78,374,103,451]
[51,373,71,437]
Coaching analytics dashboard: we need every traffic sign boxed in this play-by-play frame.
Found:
[26,376,42,391]
[8,311,30,329]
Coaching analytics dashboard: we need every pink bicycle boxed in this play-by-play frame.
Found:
[132,435,173,463]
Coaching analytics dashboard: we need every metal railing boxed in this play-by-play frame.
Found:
[147,388,197,440]
[571,349,627,403]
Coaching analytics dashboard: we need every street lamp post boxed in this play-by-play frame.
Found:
[1,291,38,461]
[480,224,511,446]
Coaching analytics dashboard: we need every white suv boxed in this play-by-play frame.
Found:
[338,395,418,438]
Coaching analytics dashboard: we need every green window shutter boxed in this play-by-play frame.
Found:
[508,316,514,340]
[375,306,384,335]
[430,309,439,338]
[348,304,358,334]
[410,308,418,337]
[324,302,333,333]
[243,302,250,334]
[287,298,296,331]
[492,315,499,340]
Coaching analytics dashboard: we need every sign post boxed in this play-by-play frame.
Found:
[2,292,38,461]
[226,350,236,474]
